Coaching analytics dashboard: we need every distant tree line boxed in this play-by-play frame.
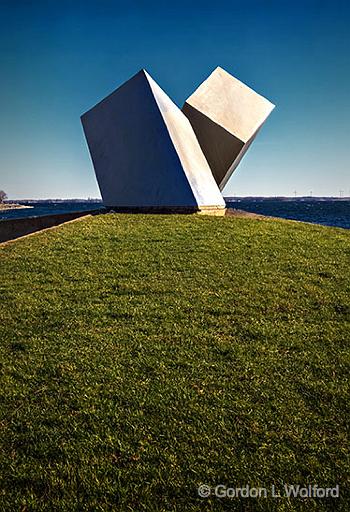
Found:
[0,190,7,203]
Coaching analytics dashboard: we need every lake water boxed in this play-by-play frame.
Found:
[0,200,349,230]
[0,202,105,220]
[226,199,350,230]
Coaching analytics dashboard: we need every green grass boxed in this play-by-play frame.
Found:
[0,213,349,511]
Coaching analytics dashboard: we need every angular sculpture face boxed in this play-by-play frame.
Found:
[182,67,275,190]
[81,67,274,210]
[81,70,225,211]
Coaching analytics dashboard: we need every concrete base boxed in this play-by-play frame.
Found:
[197,206,226,216]
[107,205,226,215]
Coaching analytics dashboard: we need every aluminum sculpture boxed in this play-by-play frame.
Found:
[81,67,274,212]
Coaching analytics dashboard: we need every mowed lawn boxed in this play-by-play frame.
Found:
[0,213,349,511]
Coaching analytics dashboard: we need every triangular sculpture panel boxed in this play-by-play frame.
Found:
[81,70,225,212]
[182,67,275,190]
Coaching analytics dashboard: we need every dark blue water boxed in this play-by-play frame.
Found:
[1,200,349,230]
[0,202,104,220]
[225,199,350,229]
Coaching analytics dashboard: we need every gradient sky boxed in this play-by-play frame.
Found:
[1,0,349,199]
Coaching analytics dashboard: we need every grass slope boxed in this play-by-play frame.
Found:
[0,214,349,511]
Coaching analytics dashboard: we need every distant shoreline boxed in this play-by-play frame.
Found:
[225,196,350,202]
[0,203,33,211]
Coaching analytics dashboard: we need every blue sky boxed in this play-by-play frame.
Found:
[1,0,349,199]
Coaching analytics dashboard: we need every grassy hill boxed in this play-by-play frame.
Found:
[0,213,349,511]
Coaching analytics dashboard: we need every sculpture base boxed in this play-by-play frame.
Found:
[106,206,226,216]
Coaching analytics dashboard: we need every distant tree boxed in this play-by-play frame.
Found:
[0,190,7,203]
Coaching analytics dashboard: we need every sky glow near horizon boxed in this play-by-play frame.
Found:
[0,0,349,199]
